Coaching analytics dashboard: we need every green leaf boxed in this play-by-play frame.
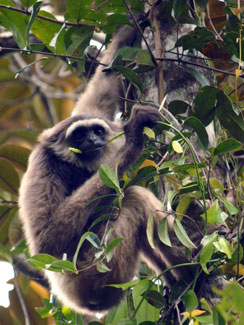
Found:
[48,260,77,273]
[0,2,28,49]
[213,306,225,325]
[50,23,66,54]
[132,280,160,323]
[182,290,198,313]
[192,86,217,126]
[64,26,94,57]
[104,228,114,246]
[214,237,232,259]
[142,290,165,308]
[35,299,56,318]
[173,219,196,249]
[31,10,60,48]
[29,254,78,273]
[28,253,57,269]
[176,27,215,51]
[184,116,209,150]
[201,200,229,224]
[115,46,141,62]
[147,213,155,249]
[26,1,43,47]
[172,0,196,24]
[20,0,38,7]
[143,126,155,139]
[69,147,82,154]
[73,231,93,266]
[176,195,192,215]
[107,279,140,290]
[220,196,239,216]
[112,65,143,93]
[65,0,92,22]
[179,181,200,194]
[201,232,218,247]
[0,158,19,194]
[168,100,190,115]
[216,91,244,142]
[214,138,242,156]
[99,164,121,192]
[0,206,18,246]
[209,178,225,196]
[172,140,183,153]
[229,244,243,264]
[173,162,206,173]
[0,144,31,171]
[86,233,101,249]
[136,49,155,69]
[181,66,209,87]
[200,242,214,274]
[106,238,124,254]
[127,166,157,187]
[96,261,111,273]
[158,217,172,247]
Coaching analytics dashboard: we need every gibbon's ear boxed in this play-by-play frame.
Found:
[72,24,138,120]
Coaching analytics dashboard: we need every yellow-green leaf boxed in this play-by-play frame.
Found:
[172,140,183,153]
[147,213,155,249]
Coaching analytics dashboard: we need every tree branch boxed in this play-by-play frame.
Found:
[0,4,88,28]
[1,45,242,79]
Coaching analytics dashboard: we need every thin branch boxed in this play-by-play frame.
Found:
[0,4,88,28]
[156,56,244,78]
[122,0,158,66]
[0,46,105,66]
[13,269,30,325]
[206,3,224,41]
[2,45,242,79]
[228,82,244,96]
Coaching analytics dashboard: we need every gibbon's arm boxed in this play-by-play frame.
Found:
[72,24,138,120]
[22,106,162,257]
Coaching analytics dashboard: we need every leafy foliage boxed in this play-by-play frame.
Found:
[0,0,244,324]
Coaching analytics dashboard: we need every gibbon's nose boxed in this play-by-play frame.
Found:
[87,131,97,144]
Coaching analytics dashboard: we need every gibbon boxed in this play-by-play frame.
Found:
[19,24,194,314]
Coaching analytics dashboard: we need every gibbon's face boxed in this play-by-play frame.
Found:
[66,118,108,161]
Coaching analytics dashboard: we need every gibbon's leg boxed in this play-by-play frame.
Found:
[72,24,138,119]
[117,186,194,286]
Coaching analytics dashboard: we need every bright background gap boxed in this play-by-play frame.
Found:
[0,261,14,307]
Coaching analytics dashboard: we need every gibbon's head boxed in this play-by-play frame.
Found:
[39,115,123,171]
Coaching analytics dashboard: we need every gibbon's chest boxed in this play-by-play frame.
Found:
[46,150,94,196]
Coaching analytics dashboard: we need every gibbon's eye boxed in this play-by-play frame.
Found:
[93,125,105,137]
[72,127,86,140]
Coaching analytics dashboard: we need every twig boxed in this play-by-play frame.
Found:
[206,3,224,41]
[13,269,30,325]
[156,56,244,78]
[0,46,104,66]
[1,46,242,79]
[0,4,88,28]
[122,0,158,66]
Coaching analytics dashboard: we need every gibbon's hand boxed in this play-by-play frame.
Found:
[123,105,162,144]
